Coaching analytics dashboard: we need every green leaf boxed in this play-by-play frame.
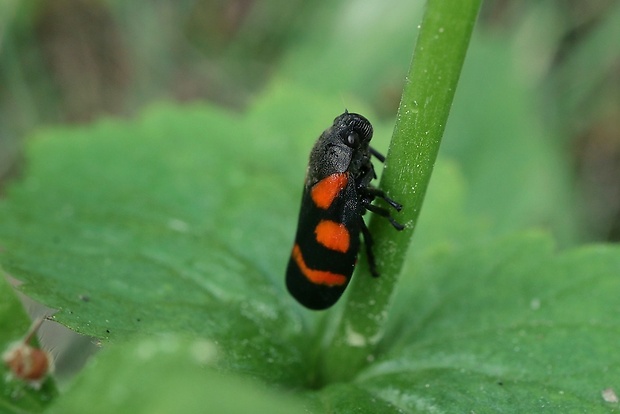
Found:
[0,277,58,413]
[0,98,315,387]
[1,83,619,412]
[443,34,577,244]
[46,335,309,414]
[306,233,620,412]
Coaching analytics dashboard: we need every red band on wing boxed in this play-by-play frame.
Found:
[311,173,348,210]
[314,220,350,253]
[291,244,347,286]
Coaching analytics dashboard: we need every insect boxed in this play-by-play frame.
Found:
[286,111,404,310]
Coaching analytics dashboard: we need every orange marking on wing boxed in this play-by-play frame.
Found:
[311,173,348,209]
[314,220,350,253]
[291,244,347,286]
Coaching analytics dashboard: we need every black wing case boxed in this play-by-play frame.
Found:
[286,173,361,310]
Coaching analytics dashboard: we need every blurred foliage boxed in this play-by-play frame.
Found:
[1,0,620,412]
[2,85,620,413]
[1,0,619,239]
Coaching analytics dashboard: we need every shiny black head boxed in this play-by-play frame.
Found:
[331,111,373,150]
[306,111,375,183]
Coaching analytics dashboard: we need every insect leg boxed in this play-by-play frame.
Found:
[360,218,379,277]
[363,202,405,231]
[361,187,402,211]
[369,147,385,163]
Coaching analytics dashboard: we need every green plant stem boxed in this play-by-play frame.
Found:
[320,0,482,384]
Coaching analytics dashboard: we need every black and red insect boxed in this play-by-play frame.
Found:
[286,111,404,310]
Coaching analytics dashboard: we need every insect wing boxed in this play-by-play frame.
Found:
[286,173,361,310]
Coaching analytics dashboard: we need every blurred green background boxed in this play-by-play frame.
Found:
[0,0,619,243]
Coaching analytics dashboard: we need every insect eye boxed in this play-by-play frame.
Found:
[345,132,359,147]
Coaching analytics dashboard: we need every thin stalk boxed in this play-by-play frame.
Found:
[320,0,482,383]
